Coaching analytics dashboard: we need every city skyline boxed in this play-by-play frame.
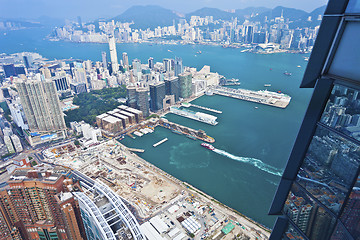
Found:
[0,0,328,21]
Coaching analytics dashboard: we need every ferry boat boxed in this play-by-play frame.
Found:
[187,135,197,140]
[201,143,215,150]
[264,84,271,87]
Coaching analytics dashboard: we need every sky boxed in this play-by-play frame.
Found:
[0,0,328,21]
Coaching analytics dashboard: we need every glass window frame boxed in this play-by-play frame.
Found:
[323,17,360,82]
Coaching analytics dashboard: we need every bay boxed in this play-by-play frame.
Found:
[0,27,313,227]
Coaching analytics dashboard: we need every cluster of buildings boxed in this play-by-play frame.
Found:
[52,11,321,51]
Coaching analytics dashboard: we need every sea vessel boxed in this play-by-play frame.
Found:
[283,71,292,76]
[197,50,202,54]
[187,135,197,140]
[201,143,215,150]
[264,84,271,87]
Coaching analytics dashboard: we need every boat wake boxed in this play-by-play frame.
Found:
[213,149,282,177]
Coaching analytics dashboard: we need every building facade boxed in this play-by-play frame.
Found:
[16,79,67,146]
[150,81,166,112]
[269,1,360,239]
[179,72,193,99]
[108,35,119,74]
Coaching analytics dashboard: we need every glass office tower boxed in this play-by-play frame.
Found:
[269,0,360,239]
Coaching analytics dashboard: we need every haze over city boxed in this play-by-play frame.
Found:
[0,0,328,20]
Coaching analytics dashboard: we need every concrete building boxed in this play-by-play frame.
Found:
[179,72,193,99]
[71,82,87,94]
[0,167,87,240]
[174,57,183,76]
[8,98,28,130]
[122,52,129,69]
[118,105,143,123]
[15,79,67,146]
[4,136,15,154]
[136,88,150,117]
[10,135,22,152]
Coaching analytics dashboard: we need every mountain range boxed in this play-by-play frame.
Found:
[111,5,326,29]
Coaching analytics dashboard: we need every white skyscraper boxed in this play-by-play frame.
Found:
[108,35,119,73]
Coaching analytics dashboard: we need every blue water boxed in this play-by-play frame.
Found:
[0,27,313,228]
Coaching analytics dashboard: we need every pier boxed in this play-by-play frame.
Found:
[127,148,145,153]
[210,86,291,108]
[170,107,218,125]
[153,138,168,147]
[182,102,222,114]
[159,118,215,143]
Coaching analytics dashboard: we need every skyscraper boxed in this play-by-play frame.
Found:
[16,79,66,146]
[163,58,172,73]
[101,51,107,69]
[0,167,87,240]
[150,82,166,112]
[148,57,154,69]
[269,1,360,239]
[178,72,193,99]
[122,52,129,68]
[108,35,119,74]
[132,59,142,73]
[165,76,180,102]
[174,57,183,76]
[136,88,150,117]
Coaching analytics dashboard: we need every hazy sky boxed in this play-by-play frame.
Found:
[0,0,328,21]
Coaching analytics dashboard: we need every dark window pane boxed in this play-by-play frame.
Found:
[321,84,360,141]
[330,222,352,240]
[296,125,360,214]
[328,22,360,81]
[283,184,336,240]
[340,174,360,239]
[346,0,360,13]
[283,222,306,240]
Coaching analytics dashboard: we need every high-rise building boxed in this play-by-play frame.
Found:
[15,79,66,146]
[178,72,193,99]
[127,86,137,108]
[165,76,180,102]
[163,58,172,73]
[101,51,107,69]
[148,57,154,69]
[136,88,150,117]
[0,166,87,240]
[108,35,119,74]
[174,57,183,76]
[3,64,16,77]
[122,52,129,68]
[269,1,360,239]
[52,73,70,92]
[150,82,166,111]
[132,59,142,73]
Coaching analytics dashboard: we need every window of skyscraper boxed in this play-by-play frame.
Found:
[283,184,337,240]
[346,0,360,13]
[328,21,360,81]
[295,125,360,215]
[320,84,360,141]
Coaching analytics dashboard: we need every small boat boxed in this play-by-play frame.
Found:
[297,65,301,68]
[255,107,258,109]
[264,84,271,87]
[269,68,272,71]
[201,143,215,151]
[284,71,292,76]
[168,49,172,52]
[197,50,202,54]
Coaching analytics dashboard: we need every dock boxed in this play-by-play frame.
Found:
[127,148,145,153]
[170,107,218,125]
[182,103,222,114]
[210,86,291,108]
[153,138,168,147]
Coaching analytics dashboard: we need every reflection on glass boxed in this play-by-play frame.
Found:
[283,184,336,240]
[283,222,305,240]
[330,222,352,240]
[346,0,360,13]
[340,173,360,239]
[296,125,360,214]
[328,22,360,81]
[321,84,360,141]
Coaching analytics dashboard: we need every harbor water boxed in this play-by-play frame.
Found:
[0,27,313,227]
